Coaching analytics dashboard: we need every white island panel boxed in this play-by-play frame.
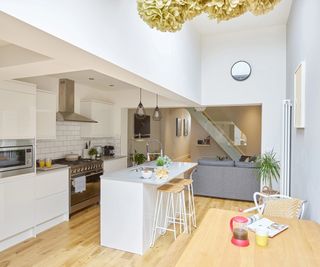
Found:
[101,179,145,254]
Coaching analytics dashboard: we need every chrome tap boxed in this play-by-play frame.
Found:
[146,139,163,161]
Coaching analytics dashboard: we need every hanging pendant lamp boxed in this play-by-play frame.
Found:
[152,94,162,121]
[135,88,146,119]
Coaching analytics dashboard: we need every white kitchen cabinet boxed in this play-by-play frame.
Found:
[0,81,36,139]
[36,89,56,140]
[0,174,35,242]
[35,168,69,233]
[80,99,114,138]
[0,183,4,240]
[103,157,127,174]
[0,168,69,252]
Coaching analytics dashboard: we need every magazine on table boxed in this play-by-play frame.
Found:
[247,215,289,238]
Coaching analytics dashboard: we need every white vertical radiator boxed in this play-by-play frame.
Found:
[281,100,292,196]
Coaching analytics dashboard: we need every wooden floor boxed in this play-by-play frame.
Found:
[0,197,253,267]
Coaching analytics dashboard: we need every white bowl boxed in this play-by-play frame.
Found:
[141,170,153,179]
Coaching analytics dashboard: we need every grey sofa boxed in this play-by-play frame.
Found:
[193,158,260,201]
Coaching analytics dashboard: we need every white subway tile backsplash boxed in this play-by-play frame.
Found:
[36,121,120,160]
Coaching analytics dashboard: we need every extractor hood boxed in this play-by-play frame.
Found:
[56,79,97,123]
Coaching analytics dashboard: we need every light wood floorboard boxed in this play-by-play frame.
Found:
[0,196,253,267]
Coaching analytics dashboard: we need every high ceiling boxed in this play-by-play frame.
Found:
[50,70,139,91]
[190,0,292,35]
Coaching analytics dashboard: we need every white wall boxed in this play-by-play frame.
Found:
[287,0,320,222]
[36,122,120,160]
[201,26,286,159]
[0,0,201,104]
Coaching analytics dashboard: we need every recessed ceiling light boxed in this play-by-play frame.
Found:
[88,77,94,81]
[108,84,115,87]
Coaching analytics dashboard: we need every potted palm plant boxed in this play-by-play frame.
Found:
[256,150,280,190]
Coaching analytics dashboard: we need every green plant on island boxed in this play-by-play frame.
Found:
[133,151,147,165]
[256,150,280,190]
[156,155,172,167]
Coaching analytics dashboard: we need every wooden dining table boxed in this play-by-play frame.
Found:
[175,208,320,267]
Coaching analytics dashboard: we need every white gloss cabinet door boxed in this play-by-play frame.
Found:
[36,89,56,140]
[35,168,69,226]
[0,85,36,139]
[80,100,114,138]
[0,183,4,240]
[0,174,34,241]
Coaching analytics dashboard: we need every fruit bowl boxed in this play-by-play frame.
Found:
[155,167,169,179]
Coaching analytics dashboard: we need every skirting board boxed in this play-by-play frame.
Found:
[34,213,69,235]
[0,213,69,252]
[0,228,35,252]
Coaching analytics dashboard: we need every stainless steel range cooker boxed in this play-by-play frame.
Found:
[54,158,103,216]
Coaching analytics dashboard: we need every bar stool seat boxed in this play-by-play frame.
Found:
[158,183,185,193]
[150,183,187,247]
[169,178,193,186]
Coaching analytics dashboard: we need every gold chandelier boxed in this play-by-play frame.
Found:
[137,0,281,32]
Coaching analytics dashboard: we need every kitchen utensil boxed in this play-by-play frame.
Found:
[45,158,52,168]
[65,153,80,162]
[95,146,103,158]
[82,149,89,159]
[104,145,115,156]
[230,216,249,247]
[255,227,269,247]
[141,169,153,179]
[39,159,45,168]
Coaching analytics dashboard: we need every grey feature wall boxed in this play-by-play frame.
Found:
[287,0,320,222]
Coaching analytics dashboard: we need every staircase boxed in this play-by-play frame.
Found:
[187,108,244,161]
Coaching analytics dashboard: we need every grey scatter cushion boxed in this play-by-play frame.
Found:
[198,158,235,167]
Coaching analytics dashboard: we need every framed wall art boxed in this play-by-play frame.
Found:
[176,118,182,136]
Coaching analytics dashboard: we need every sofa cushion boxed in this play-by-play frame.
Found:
[198,158,235,167]
[235,161,257,168]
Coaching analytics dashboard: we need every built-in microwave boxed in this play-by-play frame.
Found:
[0,139,34,178]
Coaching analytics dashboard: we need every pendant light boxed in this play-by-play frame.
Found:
[135,88,146,119]
[152,94,162,121]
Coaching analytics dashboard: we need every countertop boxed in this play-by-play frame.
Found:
[100,161,197,185]
[36,164,69,175]
[100,155,127,161]
[35,156,126,175]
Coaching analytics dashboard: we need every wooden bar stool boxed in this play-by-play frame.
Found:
[150,183,187,247]
[169,169,197,233]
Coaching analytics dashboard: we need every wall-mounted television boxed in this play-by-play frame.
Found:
[134,114,150,138]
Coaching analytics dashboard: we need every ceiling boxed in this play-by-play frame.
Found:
[190,0,292,35]
[50,70,139,91]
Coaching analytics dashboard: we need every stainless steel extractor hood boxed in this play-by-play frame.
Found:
[56,79,97,123]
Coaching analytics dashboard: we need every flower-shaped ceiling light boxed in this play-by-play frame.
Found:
[137,0,281,32]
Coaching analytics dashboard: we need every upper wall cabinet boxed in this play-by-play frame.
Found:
[80,99,114,138]
[36,89,56,140]
[0,81,36,139]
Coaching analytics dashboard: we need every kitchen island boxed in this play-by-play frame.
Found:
[100,161,197,255]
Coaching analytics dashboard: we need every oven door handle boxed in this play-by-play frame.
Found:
[85,171,103,177]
